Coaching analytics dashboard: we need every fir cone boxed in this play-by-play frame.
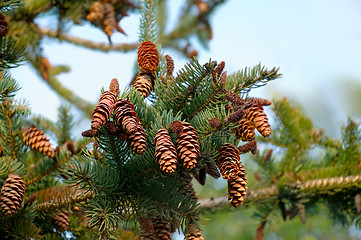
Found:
[209,117,221,129]
[175,122,200,170]
[137,41,159,73]
[103,3,117,39]
[194,167,206,185]
[128,126,146,154]
[227,171,248,207]
[223,90,245,106]
[247,97,272,106]
[238,140,257,154]
[153,217,172,240]
[109,78,120,97]
[22,126,55,158]
[0,14,8,39]
[133,72,155,97]
[53,212,69,232]
[205,161,221,179]
[0,174,25,217]
[185,223,204,240]
[91,90,117,130]
[234,118,256,141]
[154,128,178,174]
[244,103,271,138]
[113,99,140,134]
[217,143,241,180]
[86,1,104,23]
[165,54,174,82]
[139,216,155,240]
[82,129,98,137]
[212,61,225,83]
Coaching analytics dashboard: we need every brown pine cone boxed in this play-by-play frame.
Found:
[234,118,256,141]
[22,126,55,158]
[128,126,146,154]
[238,140,257,154]
[113,99,140,134]
[209,117,221,129]
[165,54,174,82]
[0,14,8,39]
[103,3,116,38]
[247,97,272,106]
[0,174,26,217]
[185,223,204,240]
[133,72,155,97]
[153,217,172,240]
[154,128,178,174]
[217,143,241,180]
[223,90,245,106]
[212,61,225,83]
[109,78,120,97]
[244,102,271,138]
[137,41,159,73]
[91,90,117,130]
[205,161,221,179]
[175,122,200,170]
[139,216,156,240]
[86,1,104,23]
[227,172,248,207]
[53,212,69,232]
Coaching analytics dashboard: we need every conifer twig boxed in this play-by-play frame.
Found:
[40,28,138,52]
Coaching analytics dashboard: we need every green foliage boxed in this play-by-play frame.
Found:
[0,37,26,69]
[139,0,159,43]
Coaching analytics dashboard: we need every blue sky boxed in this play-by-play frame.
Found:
[11,0,361,138]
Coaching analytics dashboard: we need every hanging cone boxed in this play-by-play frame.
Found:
[133,72,155,97]
[53,212,69,232]
[22,126,55,158]
[154,128,178,174]
[102,3,117,40]
[0,174,26,217]
[137,41,159,73]
[153,217,172,240]
[128,126,146,154]
[205,161,221,179]
[0,14,8,39]
[212,61,225,83]
[234,118,256,141]
[91,90,117,130]
[217,143,241,180]
[185,223,204,240]
[227,164,247,207]
[244,102,271,138]
[113,99,140,134]
[86,1,104,23]
[238,140,257,154]
[175,122,200,170]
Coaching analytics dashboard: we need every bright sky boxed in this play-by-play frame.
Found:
[11,0,361,138]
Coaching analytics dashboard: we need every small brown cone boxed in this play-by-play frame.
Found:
[217,143,241,180]
[154,128,178,174]
[206,161,221,179]
[53,212,69,232]
[91,90,117,130]
[109,78,120,97]
[22,126,55,158]
[234,118,256,141]
[153,217,171,240]
[209,117,221,129]
[175,122,200,170]
[238,140,257,154]
[244,103,271,138]
[86,2,104,23]
[128,126,146,154]
[113,99,140,134]
[0,14,8,39]
[133,72,155,97]
[0,174,26,217]
[212,61,225,83]
[165,54,174,82]
[137,41,159,73]
[185,223,204,240]
[248,97,272,106]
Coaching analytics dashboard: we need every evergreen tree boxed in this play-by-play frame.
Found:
[0,0,360,240]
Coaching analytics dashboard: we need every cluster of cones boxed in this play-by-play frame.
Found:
[133,41,159,97]
[86,0,135,43]
[154,121,200,175]
[82,78,147,155]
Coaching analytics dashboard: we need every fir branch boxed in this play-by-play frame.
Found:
[56,104,74,145]
[40,28,138,53]
[0,71,21,100]
[139,0,159,43]
[0,0,22,13]
[34,190,93,214]
[0,36,26,69]
[226,63,281,98]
